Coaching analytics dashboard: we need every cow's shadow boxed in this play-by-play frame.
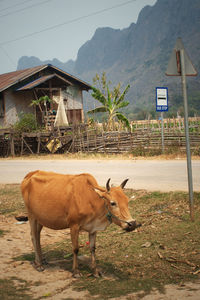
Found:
[13,249,125,278]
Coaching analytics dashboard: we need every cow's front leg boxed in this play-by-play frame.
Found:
[70,225,81,277]
[89,232,101,277]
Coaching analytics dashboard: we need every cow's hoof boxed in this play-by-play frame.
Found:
[93,269,102,278]
[72,270,82,278]
[31,261,45,272]
[42,258,48,265]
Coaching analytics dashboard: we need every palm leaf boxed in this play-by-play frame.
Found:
[117,101,129,109]
[115,84,130,106]
[116,112,130,129]
[91,86,107,105]
[40,95,52,103]
[87,107,108,114]
[30,100,39,107]
[107,85,112,110]
[113,84,121,105]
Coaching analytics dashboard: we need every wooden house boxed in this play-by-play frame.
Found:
[0,64,91,127]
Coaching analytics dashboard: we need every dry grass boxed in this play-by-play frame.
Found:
[0,184,26,216]
[0,185,200,299]
[0,278,31,300]
[71,190,200,298]
[0,152,200,161]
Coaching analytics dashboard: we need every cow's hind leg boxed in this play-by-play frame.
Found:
[89,232,102,277]
[70,225,81,277]
[29,217,44,271]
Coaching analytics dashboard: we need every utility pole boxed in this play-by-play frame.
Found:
[166,38,197,221]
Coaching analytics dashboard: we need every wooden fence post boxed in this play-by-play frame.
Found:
[37,133,41,154]
[10,130,15,157]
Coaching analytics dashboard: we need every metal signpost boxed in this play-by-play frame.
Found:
[156,87,168,153]
[166,38,198,221]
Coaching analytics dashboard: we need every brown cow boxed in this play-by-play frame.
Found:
[21,170,140,277]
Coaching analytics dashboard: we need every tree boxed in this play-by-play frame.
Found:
[30,95,52,128]
[30,95,52,116]
[88,72,130,129]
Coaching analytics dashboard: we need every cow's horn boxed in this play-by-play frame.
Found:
[106,178,111,191]
[120,179,129,189]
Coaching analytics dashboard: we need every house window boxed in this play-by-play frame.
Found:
[0,95,4,118]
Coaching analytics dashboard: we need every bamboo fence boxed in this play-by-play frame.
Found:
[0,117,199,156]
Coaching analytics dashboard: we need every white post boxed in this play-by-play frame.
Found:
[161,111,164,153]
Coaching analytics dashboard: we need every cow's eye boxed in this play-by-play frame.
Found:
[110,201,117,206]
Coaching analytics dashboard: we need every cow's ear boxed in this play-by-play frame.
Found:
[94,188,104,198]
[92,186,106,198]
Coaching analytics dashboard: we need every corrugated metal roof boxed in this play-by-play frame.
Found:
[0,64,91,92]
[0,65,47,92]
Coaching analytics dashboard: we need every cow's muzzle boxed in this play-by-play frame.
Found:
[124,220,142,232]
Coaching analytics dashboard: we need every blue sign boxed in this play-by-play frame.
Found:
[156,87,168,112]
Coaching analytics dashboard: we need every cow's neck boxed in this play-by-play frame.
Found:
[82,204,110,233]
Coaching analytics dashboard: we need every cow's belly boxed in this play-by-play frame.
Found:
[30,210,69,230]
[28,197,70,229]
[39,218,69,230]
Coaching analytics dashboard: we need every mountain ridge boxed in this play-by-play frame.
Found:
[17,0,200,118]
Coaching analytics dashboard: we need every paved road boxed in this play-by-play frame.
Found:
[0,159,199,191]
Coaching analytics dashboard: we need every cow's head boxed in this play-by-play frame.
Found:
[94,179,141,232]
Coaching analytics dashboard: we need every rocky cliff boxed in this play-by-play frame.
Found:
[17,0,200,118]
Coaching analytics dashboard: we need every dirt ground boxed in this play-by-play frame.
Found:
[1,215,200,300]
[0,215,89,299]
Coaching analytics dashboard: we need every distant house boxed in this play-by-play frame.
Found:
[0,64,91,127]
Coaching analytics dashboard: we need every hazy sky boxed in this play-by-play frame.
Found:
[0,0,157,74]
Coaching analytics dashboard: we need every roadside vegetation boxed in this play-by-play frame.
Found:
[0,184,200,299]
[12,113,38,134]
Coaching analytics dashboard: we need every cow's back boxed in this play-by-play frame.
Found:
[21,171,103,230]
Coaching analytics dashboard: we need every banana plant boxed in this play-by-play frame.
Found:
[88,83,130,129]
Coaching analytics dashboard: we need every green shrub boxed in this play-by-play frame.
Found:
[13,113,38,133]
